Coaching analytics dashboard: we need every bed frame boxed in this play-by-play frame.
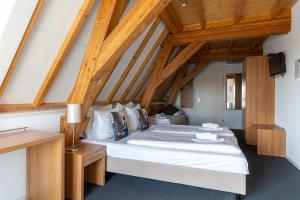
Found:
[106,156,246,195]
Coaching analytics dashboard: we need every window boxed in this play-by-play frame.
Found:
[226,73,242,110]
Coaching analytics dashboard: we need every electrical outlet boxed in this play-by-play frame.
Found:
[295,59,300,79]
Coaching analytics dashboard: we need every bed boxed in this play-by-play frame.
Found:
[82,124,248,195]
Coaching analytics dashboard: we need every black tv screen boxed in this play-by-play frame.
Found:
[268,52,286,76]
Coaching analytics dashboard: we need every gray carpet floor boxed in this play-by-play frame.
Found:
[84,130,300,200]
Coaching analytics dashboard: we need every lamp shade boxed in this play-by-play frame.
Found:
[67,104,81,123]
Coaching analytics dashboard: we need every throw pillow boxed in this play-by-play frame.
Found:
[163,104,180,115]
[137,108,150,131]
[111,111,129,141]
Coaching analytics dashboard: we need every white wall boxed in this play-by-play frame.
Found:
[264,1,300,169]
[0,110,65,200]
[175,61,243,129]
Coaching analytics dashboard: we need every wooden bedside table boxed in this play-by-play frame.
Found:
[65,142,106,200]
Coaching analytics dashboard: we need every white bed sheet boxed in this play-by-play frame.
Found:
[82,125,248,175]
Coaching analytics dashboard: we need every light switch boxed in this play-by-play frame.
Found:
[296,59,300,79]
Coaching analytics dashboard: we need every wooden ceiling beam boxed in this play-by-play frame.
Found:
[189,48,263,62]
[271,0,287,19]
[156,42,205,88]
[197,0,206,29]
[120,28,168,102]
[228,40,234,51]
[233,0,245,24]
[179,62,208,89]
[140,43,173,108]
[131,66,154,101]
[159,5,182,33]
[0,0,45,97]
[106,18,161,103]
[33,0,96,107]
[165,17,291,45]
[165,66,188,105]
[62,0,120,146]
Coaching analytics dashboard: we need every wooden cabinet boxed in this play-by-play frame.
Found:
[65,142,106,200]
[0,131,64,200]
[244,56,275,145]
[253,124,286,157]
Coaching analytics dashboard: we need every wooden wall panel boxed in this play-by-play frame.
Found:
[244,56,275,145]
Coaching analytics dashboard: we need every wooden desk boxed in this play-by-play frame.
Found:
[253,124,286,157]
[65,142,106,200]
[0,131,64,200]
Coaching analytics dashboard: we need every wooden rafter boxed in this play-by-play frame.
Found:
[71,0,130,105]
[62,0,120,146]
[120,28,169,102]
[159,4,181,33]
[165,17,291,45]
[178,62,208,89]
[131,66,154,101]
[0,0,45,97]
[165,66,188,105]
[228,40,234,51]
[106,18,161,103]
[140,43,173,109]
[63,0,172,146]
[156,42,205,88]
[197,0,206,29]
[32,0,96,107]
[233,0,245,24]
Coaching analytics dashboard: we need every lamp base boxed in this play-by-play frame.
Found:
[66,146,80,152]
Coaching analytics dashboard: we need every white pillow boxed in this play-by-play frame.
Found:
[114,103,125,112]
[88,110,114,140]
[125,104,141,132]
[85,104,113,137]
[126,102,134,108]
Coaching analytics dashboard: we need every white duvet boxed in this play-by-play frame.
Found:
[126,131,241,155]
[82,124,249,174]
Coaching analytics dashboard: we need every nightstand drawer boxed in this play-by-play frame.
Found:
[84,152,104,166]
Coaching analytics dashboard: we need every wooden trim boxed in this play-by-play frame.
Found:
[0,0,45,97]
[119,28,168,102]
[106,18,161,103]
[0,103,66,113]
[165,17,291,45]
[197,0,205,29]
[156,42,205,87]
[32,0,96,107]
[233,0,245,24]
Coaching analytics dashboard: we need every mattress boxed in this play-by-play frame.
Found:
[82,125,249,175]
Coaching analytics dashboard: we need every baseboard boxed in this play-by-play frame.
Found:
[16,195,26,200]
[286,156,300,171]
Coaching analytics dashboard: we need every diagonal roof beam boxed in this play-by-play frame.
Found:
[159,4,181,33]
[0,0,45,97]
[33,0,96,107]
[120,28,169,102]
[106,18,161,103]
[197,0,206,29]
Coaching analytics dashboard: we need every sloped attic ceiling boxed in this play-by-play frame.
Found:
[0,0,296,113]
[0,0,165,105]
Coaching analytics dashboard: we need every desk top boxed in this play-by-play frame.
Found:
[0,131,64,154]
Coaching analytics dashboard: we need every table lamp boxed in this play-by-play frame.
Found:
[66,104,81,152]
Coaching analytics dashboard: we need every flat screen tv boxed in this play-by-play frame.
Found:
[268,52,286,76]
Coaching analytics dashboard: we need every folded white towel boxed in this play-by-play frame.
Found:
[196,132,219,141]
[202,123,220,129]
